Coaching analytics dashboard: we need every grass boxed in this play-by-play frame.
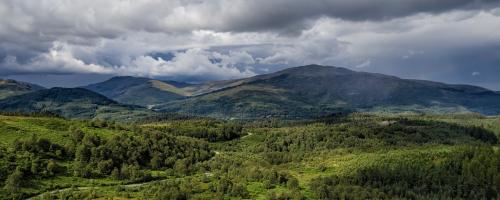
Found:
[0,116,130,147]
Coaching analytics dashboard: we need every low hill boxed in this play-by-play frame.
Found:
[84,76,249,107]
[0,87,152,120]
[84,76,188,107]
[0,79,44,99]
[156,65,500,119]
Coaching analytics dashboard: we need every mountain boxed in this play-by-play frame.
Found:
[0,87,152,120]
[0,79,44,99]
[84,76,251,107]
[155,65,500,119]
[84,76,188,107]
[180,79,250,96]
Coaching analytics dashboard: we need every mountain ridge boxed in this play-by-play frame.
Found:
[155,65,500,118]
[5,65,499,119]
[84,76,188,106]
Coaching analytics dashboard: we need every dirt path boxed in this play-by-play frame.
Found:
[241,132,253,139]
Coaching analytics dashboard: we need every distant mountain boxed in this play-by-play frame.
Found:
[0,87,152,120]
[156,65,500,119]
[84,76,249,107]
[180,79,250,96]
[0,79,44,99]
[162,80,194,88]
[84,76,189,107]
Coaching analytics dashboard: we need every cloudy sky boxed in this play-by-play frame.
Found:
[1,0,500,89]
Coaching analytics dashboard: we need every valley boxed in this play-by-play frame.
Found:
[3,1,500,199]
[0,65,499,199]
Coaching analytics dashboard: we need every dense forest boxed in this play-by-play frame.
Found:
[310,146,500,199]
[0,127,213,199]
[0,113,498,199]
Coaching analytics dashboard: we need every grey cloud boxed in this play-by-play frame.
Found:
[207,0,500,32]
[1,0,500,90]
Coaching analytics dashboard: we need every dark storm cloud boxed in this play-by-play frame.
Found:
[217,0,500,32]
[358,42,500,90]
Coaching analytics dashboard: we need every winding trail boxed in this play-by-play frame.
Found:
[241,132,253,139]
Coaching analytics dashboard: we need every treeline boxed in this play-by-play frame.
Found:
[262,118,497,153]
[310,146,500,199]
[138,112,206,123]
[0,111,62,118]
[147,119,244,142]
[259,118,497,164]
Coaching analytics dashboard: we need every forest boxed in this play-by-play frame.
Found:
[0,113,498,199]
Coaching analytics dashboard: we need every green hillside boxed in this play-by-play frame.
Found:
[84,76,251,107]
[0,115,213,199]
[157,65,500,119]
[0,87,153,121]
[0,113,498,199]
[84,76,188,107]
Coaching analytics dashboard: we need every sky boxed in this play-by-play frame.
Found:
[1,0,500,89]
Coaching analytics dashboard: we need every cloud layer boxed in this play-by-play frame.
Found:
[1,0,500,88]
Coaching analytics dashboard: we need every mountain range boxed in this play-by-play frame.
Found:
[1,65,500,120]
[153,65,500,118]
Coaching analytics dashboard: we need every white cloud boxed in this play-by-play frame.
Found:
[1,42,255,81]
[1,42,112,74]
[355,60,371,68]
[118,48,256,81]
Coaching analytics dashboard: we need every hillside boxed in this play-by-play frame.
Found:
[0,115,214,199]
[0,87,152,120]
[84,75,263,107]
[156,65,500,119]
[0,79,44,99]
[180,78,249,96]
[84,76,188,107]
[1,114,497,199]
